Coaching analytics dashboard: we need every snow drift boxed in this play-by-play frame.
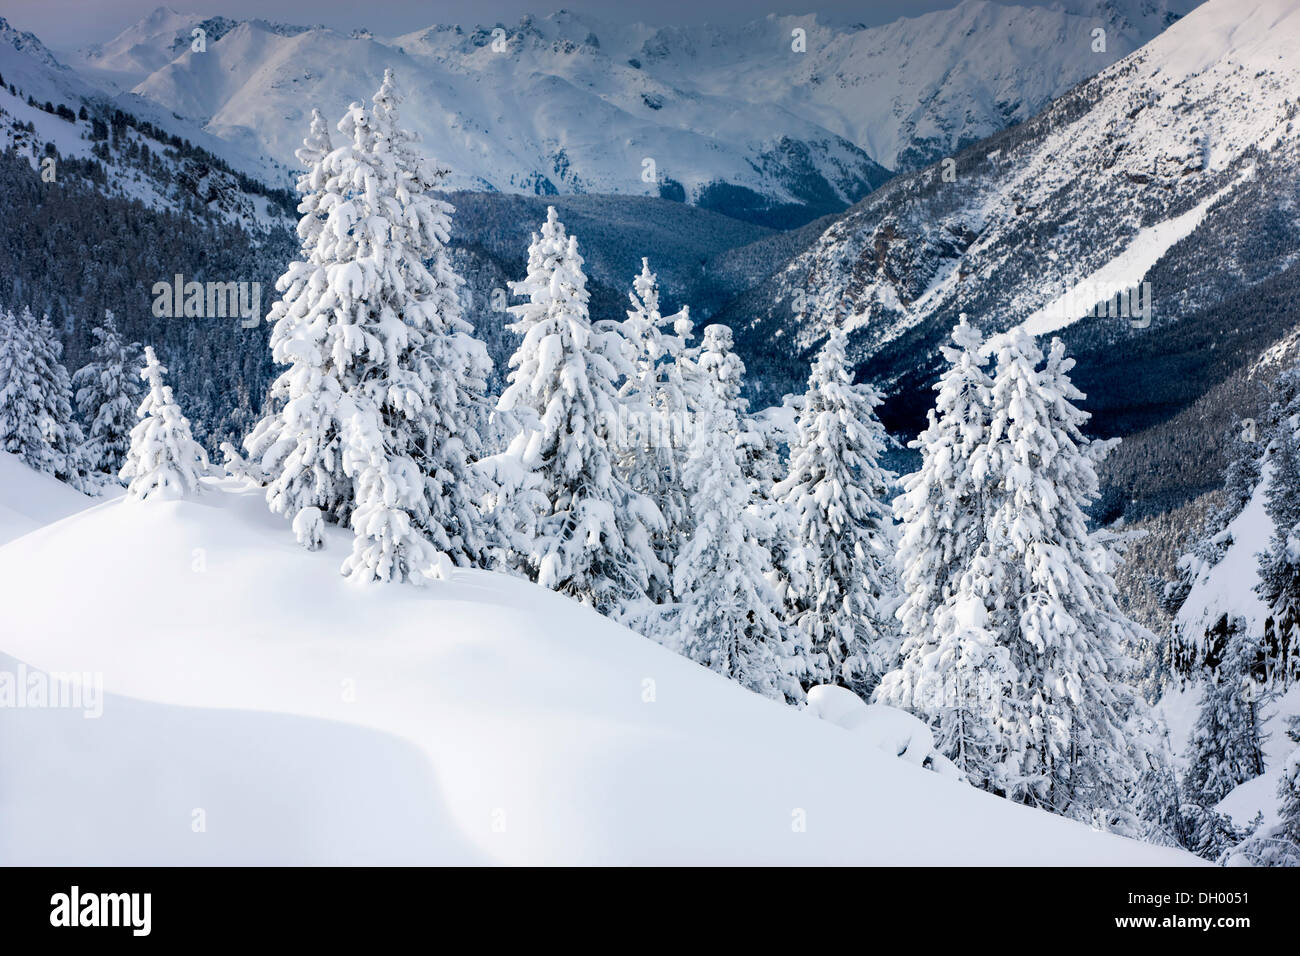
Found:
[0,473,1196,864]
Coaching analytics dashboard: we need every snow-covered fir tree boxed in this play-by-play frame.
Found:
[975,329,1153,828]
[616,258,694,602]
[120,346,208,500]
[1181,623,1266,807]
[0,306,47,469]
[495,207,664,612]
[243,107,350,546]
[877,315,1005,785]
[774,328,897,694]
[72,309,141,478]
[672,323,795,700]
[0,305,89,490]
[248,75,496,580]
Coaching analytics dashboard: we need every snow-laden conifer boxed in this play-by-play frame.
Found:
[496,207,664,611]
[673,324,796,700]
[617,258,693,601]
[775,328,897,693]
[73,309,141,478]
[120,346,207,499]
[877,315,1003,782]
[977,329,1151,827]
[247,74,496,580]
[0,305,89,490]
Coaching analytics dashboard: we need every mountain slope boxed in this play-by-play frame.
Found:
[722,0,1300,421]
[0,472,1197,864]
[0,15,294,231]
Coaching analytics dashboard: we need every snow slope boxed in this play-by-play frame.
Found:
[0,452,100,545]
[0,477,1196,864]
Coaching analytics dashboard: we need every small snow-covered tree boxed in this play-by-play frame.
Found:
[673,325,794,700]
[775,328,897,694]
[0,305,89,490]
[977,329,1151,827]
[496,207,663,612]
[73,309,141,478]
[120,346,207,499]
[1184,803,1250,862]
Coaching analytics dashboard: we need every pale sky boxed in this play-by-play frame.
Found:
[5,0,1075,52]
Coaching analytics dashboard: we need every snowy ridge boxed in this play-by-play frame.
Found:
[0,472,1196,864]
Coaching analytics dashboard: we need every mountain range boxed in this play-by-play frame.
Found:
[63,1,1198,226]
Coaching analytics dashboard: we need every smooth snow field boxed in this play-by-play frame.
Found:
[0,474,1197,864]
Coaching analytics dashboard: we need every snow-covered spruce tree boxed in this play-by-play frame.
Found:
[616,258,693,602]
[72,309,142,478]
[976,329,1152,828]
[120,346,208,499]
[0,305,46,469]
[1181,623,1266,807]
[0,305,89,490]
[496,207,664,612]
[775,328,898,694]
[250,75,497,579]
[876,315,1005,784]
[347,71,496,580]
[673,323,795,700]
[243,107,350,547]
